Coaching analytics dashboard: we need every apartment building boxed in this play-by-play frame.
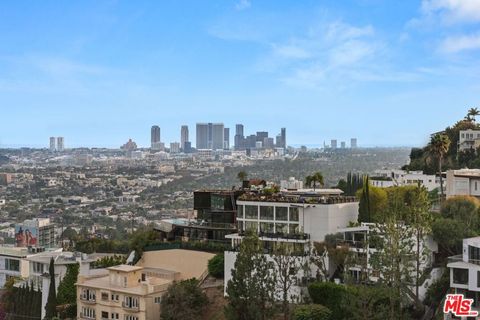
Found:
[338,223,438,291]
[0,247,31,287]
[458,129,480,152]
[370,169,439,191]
[447,237,480,316]
[224,189,359,301]
[77,249,214,320]
[446,169,480,199]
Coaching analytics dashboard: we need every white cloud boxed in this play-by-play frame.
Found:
[441,33,480,52]
[271,44,311,59]
[235,0,251,11]
[422,0,480,23]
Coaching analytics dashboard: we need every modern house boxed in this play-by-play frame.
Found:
[458,130,480,152]
[76,249,214,320]
[0,246,31,287]
[224,189,359,301]
[446,169,480,199]
[370,169,439,191]
[447,237,480,316]
[155,189,244,242]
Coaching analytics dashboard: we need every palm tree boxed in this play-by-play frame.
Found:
[305,172,324,191]
[467,107,480,122]
[237,171,247,183]
[429,134,451,201]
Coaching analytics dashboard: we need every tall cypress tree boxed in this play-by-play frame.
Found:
[44,257,57,319]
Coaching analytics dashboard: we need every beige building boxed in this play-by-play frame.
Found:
[76,249,214,320]
[446,169,480,199]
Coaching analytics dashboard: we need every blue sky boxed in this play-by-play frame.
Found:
[0,0,479,148]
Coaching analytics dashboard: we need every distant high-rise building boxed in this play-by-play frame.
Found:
[170,142,180,154]
[184,141,192,153]
[224,128,230,149]
[196,123,209,149]
[351,138,358,148]
[234,124,245,150]
[57,137,64,152]
[181,125,189,150]
[281,127,286,149]
[331,139,337,149]
[49,137,56,152]
[151,125,161,149]
[263,137,274,149]
[197,123,224,150]
[256,131,268,143]
[341,141,346,148]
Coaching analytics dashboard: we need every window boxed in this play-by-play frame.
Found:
[478,271,480,287]
[81,289,96,301]
[275,207,288,221]
[259,222,274,233]
[289,207,299,222]
[111,294,119,301]
[245,205,258,219]
[5,259,20,272]
[211,195,224,210]
[453,268,468,285]
[81,307,95,319]
[260,206,274,220]
[275,223,288,234]
[101,292,109,301]
[101,311,109,319]
[33,262,44,273]
[154,296,161,304]
[244,221,258,232]
[469,245,480,264]
[123,296,139,308]
[123,277,127,287]
[476,181,478,191]
[289,224,300,234]
[111,313,119,320]
[124,316,138,320]
[237,220,244,231]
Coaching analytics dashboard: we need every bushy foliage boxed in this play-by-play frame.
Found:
[57,263,79,318]
[292,304,332,320]
[208,253,224,278]
[92,255,126,268]
[307,282,347,320]
[1,279,42,320]
[160,278,208,320]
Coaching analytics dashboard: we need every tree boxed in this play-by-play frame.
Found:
[305,172,324,191]
[343,285,390,320]
[57,263,79,319]
[237,171,248,183]
[45,257,58,319]
[208,253,224,278]
[160,278,207,320]
[225,231,277,320]
[292,304,332,320]
[357,179,387,223]
[307,282,346,320]
[441,196,480,230]
[468,107,480,122]
[272,243,304,320]
[432,218,468,256]
[428,134,451,201]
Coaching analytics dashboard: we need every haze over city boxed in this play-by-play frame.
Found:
[0,1,478,148]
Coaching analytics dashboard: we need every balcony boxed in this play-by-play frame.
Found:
[122,302,139,311]
[79,296,96,304]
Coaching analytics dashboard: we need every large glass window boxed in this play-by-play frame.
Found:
[453,268,468,285]
[289,224,300,234]
[275,207,288,221]
[275,223,288,234]
[245,205,258,219]
[237,221,244,231]
[289,207,299,222]
[245,221,258,232]
[469,245,480,264]
[259,222,274,233]
[5,259,19,272]
[260,206,274,220]
[211,195,225,210]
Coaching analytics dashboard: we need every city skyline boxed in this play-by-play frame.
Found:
[0,1,478,148]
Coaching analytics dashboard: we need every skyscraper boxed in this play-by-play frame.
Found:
[196,123,208,149]
[49,137,56,152]
[234,124,245,150]
[151,125,161,149]
[212,123,224,150]
[331,139,337,149]
[351,138,358,148]
[57,137,64,152]
[181,125,189,150]
[224,127,230,149]
[281,127,286,149]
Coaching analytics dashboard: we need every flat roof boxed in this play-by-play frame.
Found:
[107,265,143,273]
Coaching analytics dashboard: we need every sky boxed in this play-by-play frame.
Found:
[0,0,479,148]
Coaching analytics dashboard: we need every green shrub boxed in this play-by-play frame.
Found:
[293,304,331,320]
[208,253,224,278]
[308,282,346,320]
